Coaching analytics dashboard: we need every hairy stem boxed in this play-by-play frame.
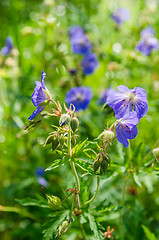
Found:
[83,175,100,206]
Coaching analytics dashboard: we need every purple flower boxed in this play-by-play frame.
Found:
[69,26,85,38]
[136,26,159,55]
[70,35,92,55]
[116,111,139,148]
[111,8,130,25]
[35,167,45,177]
[82,52,99,75]
[1,37,13,56]
[65,87,93,111]
[98,88,115,105]
[107,85,148,119]
[69,25,92,55]
[28,71,51,120]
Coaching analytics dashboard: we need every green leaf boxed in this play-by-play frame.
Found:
[42,210,69,240]
[141,225,157,240]
[45,158,67,171]
[15,197,48,208]
[75,158,93,174]
[72,138,88,157]
[85,213,100,240]
[133,172,142,187]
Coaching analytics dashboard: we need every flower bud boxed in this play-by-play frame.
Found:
[93,159,100,172]
[58,221,70,235]
[44,135,54,145]
[100,159,108,173]
[51,139,59,151]
[70,117,79,132]
[152,147,159,162]
[98,130,114,142]
[32,114,43,122]
[59,114,70,126]
[46,194,62,210]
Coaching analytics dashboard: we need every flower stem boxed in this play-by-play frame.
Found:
[83,175,100,206]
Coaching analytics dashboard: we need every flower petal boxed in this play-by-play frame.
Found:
[116,123,129,148]
[28,106,45,120]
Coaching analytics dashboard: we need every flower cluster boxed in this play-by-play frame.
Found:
[107,85,148,147]
[136,26,159,55]
[111,8,130,26]
[1,37,13,56]
[69,25,98,75]
[65,86,92,111]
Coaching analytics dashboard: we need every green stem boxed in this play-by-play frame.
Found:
[68,122,80,192]
[83,175,100,206]
[77,216,88,240]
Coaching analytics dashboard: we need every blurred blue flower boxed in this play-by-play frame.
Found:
[69,26,85,38]
[98,87,115,105]
[28,71,51,120]
[70,34,92,55]
[37,177,48,187]
[65,87,93,111]
[82,52,99,75]
[69,25,92,55]
[1,37,13,56]
[116,111,139,148]
[111,8,130,25]
[136,26,159,55]
[35,167,45,177]
[107,85,148,119]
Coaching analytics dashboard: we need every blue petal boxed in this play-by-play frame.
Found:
[31,86,47,107]
[117,85,130,93]
[116,123,129,148]
[122,125,138,139]
[28,106,45,120]
[134,100,148,119]
[41,71,46,89]
[121,111,139,127]
[114,100,131,119]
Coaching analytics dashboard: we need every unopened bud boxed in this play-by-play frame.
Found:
[51,139,59,151]
[152,147,159,162]
[93,159,100,172]
[33,114,43,122]
[97,130,114,142]
[70,117,79,131]
[100,159,108,173]
[59,114,70,126]
[58,221,70,235]
[46,194,62,210]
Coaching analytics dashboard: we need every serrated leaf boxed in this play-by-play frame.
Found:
[42,210,69,240]
[15,197,48,208]
[142,225,157,240]
[85,213,100,240]
[72,139,88,157]
[75,158,93,174]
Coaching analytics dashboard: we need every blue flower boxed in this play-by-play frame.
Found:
[107,85,148,119]
[37,177,48,187]
[35,167,45,177]
[69,26,85,38]
[1,37,13,56]
[69,25,92,55]
[111,8,130,25]
[28,71,51,120]
[116,111,139,148]
[136,26,159,55]
[82,52,99,75]
[98,88,115,105]
[65,87,93,111]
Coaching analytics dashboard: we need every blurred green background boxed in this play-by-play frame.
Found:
[0,0,159,239]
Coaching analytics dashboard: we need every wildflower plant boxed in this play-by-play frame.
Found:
[23,71,148,239]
